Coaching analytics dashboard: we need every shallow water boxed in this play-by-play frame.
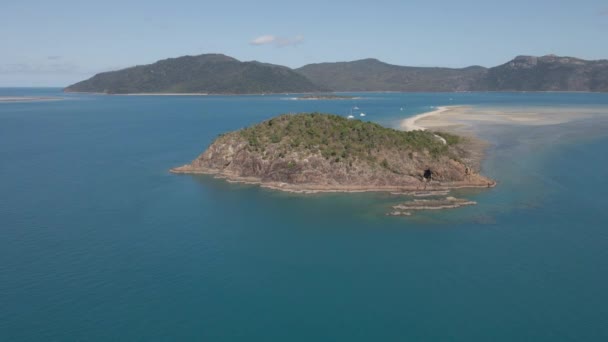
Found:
[1,89,608,341]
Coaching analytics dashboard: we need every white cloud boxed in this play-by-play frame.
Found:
[250,34,304,47]
[250,35,277,45]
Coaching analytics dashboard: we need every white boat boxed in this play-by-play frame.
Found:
[360,113,366,117]
[347,115,355,119]
[353,106,359,110]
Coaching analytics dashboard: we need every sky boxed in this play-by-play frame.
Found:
[1,0,607,86]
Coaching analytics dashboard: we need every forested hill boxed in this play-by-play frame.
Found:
[296,58,486,92]
[65,54,608,94]
[296,55,608,92]
[64,54,325,94]
[477,55,608,92]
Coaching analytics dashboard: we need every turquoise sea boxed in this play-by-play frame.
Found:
[2,88,608,341]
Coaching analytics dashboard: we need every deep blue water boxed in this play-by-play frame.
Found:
[2,89,608,341]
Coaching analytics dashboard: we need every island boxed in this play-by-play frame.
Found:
[65,53,608,95]
[64,54,326,95]
[296,55,608,92]
[171,113,495,194]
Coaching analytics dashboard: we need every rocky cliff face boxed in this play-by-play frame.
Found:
[171,114,495,192]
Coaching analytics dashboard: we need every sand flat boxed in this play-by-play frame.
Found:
[0,96,62,103]
[403,105,607,135]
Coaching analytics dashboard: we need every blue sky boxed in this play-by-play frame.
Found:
[1,0,607,86]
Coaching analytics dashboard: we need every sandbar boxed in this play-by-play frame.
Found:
[0,97,63,103]
[402,105,607,135]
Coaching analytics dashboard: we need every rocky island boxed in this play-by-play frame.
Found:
[171,113,495,193]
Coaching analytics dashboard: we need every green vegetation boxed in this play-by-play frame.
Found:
[295,55,608,92]
[433,131,461,146]
[296,58,486,92]
[238,113,454,163]
[480,55,608,92]
[65,53,608,94]
[65,54,326,94]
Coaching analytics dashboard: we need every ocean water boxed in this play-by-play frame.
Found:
[1,89,608,341]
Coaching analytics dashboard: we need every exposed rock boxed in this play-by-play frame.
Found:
[392,197,477,211]
[171,113,496,193]
[390,190,451,197]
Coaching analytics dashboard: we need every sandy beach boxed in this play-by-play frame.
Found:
[398,104,608,180]
[401,105,607,135]
[401,106,452,131]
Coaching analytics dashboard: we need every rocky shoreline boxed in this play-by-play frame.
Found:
[387,197,477,216]
[171,164,495,194]
[171,111,496,215]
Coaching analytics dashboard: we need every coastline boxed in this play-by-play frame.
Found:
[63,91,326,96]
[62,90,608,97]
[401,106,453,131]
[170,165,495,194]
[396,103,608,183]
[169,106,504,194]
[405,104,607,132]
[170,105,597,194]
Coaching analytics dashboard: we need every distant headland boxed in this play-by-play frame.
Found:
[171,113,495,194]
[65,53,608,94]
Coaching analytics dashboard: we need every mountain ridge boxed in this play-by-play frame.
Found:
[64,53,325,94]
[295,58,487,92]
[297,54,608,92]
[65,53,608,94]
